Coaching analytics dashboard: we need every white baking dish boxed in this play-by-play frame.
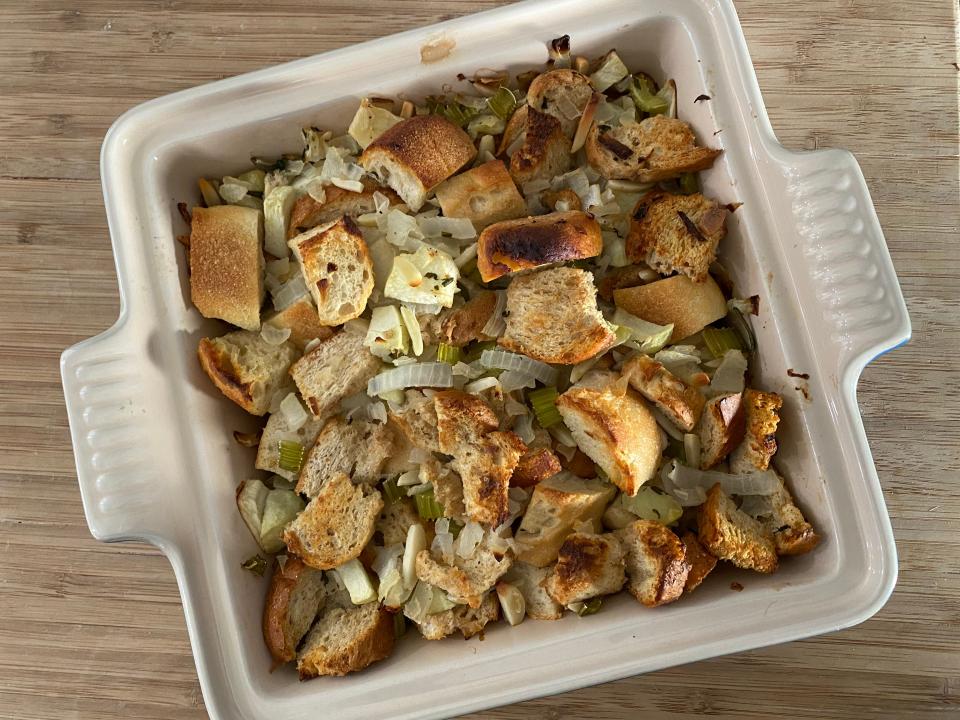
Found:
[61,0,910,717]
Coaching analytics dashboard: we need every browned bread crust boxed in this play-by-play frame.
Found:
[698,483,778,574]
[477,210,602,282]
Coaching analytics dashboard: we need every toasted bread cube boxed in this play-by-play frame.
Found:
[500,266,615,365]
[511,447,563,488]
[189,205,264,331]
[439,291,498,347]
[508,107,572,186]
[255,410,324,480]
[625,190,728,283]
[525,69,595,138]
[197,330,298,415]
[545,532,626,606]
[417,592,500,640]
[699,392,746,469]
[262,556,326,666]
[622,353,706,432]
[503,561,563,620]
[680,531,718,593]
[766,473,820,556]
[730,389,783,473]
[557,384,663,496]
[296,418,396,497]
[613,274,727,343]
[263,298,334,350]
[289,330,381,420]
[288,216,373,326]
[282,473,383,570]
[375,498,420,547]
[415,541,513,608]
[360,114,477,211]
[435,390,525,527]
[434,160,527,231]
[698,483,778,573]
[423,458,467,521]
[616,520,690,607]
[296,602,394,678]
[585,115,721,183]
[477,210,603,282]
[388,390,441,452]
[498,103,528,156]
[287,180,394,239]
[515,474,617,567]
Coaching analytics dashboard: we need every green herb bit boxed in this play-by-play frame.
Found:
[241,554,268,576]
[577,598,602,616]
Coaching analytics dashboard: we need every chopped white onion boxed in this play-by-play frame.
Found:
[368,400,388,424]
[665,458,781,497]
[650,406,684,441]
[279,392,309,432]
[402,524,427,586]
[481,290,508,337]
[367,362,453,396]
[431,529,455,566]
[513,412,536,444]
[271,274,309,311]
[479,348,557,384]
[503,395,527,417]
[499,369,537,393]
[496,582,526,626]
[408,447,433,465]
[396,469,421,487]
[709,350,748,395]
[455,521,485,559]
[400,305,424,356]
[260,322,292,346]
[330,177,364,193]
[407,482,434,496]
[738,494,774,519]
[465,376,500,394]
[454,242,478,269]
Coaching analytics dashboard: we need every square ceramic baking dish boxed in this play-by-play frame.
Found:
[60,0,910,717]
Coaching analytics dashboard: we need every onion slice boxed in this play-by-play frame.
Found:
[479,348,557,385]
[571,92,601,154]
[367,362,453,396]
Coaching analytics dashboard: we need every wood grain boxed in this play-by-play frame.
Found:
[0,1,957,718]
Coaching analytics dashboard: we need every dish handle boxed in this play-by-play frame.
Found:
[61,317,172,544]
[773,146,911,376]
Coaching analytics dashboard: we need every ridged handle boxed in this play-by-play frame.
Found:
[780,148,911,372]
[61,319,166,543]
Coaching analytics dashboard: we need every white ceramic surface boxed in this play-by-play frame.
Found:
[60,1,911,718]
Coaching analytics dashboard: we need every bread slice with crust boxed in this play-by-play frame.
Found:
[296,418,396,497]
[263,298,334,350]
[388,390,441,452]
[503,561,563,620]
[500,266,615,365]
[511,447,562,488]
[282,473,383,570]
[415,540,513,608]
[515,474,617,567]
[616,520,690,607]
[698,483,778,573]
[434,389,525,527]
[626,190,728,283]
[545,532,626,606]
[729,389,783,474]
[622,353,705,433]
[434,160,527,231]
[255,410,325,481]
[508,107,572,186]
[680,531,718,593]
[525,69,595,138]
[556,383,664,496]
[288,216,373,326]
[477,210,603,282]
[360,114,477,211]
[699,392,746,469]
[375,498,420,547]
[613,274,727,343]
[296,601,394,678]
[197,331,298,415]
[439,291,498,347]
[289,330,381,420]
[585,115,721,183]
[286,180,395,239]
[417,592,500,640]
[189,205,264,331]
[262,556,326,666]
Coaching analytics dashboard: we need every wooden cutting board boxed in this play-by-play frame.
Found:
[0,1,957,718]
